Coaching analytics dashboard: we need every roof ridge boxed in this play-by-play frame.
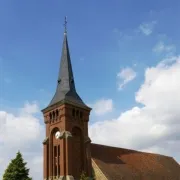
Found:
[91,143,173,158]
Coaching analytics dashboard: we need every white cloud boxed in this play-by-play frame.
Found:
[117,67,137,90]
[20,101,39,114]
[90,55,180,162]
[28,155,43,179]
[0,102,44,180]
[139,21,157,36]
[153,41,176,54]
[92,99,113,116]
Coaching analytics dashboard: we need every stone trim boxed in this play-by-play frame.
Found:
[65,175,74,180]
[57,131,72,139]
[45,175,74,180]
[42,99,91,113]
[84,136,91,144]
[43,137,49,145]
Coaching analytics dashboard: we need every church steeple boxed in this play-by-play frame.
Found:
[47,17,88,109]
[42,19,92,180]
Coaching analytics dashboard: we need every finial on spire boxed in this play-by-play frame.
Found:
[64,16,67,33]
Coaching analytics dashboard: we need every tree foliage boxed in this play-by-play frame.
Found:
[80,171,89,180]
[3,151,32,180]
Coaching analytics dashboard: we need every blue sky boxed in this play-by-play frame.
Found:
[1,0,179,113]
[0,0,180,179]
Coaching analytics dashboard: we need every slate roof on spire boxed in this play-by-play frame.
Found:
[46,30,88,109]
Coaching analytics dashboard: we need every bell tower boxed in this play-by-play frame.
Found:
[42,18,92,180]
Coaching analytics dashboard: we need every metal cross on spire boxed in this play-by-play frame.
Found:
[64,16,67,33]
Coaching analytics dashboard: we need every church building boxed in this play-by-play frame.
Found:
[42,20,180,180]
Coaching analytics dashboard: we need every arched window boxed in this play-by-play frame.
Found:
[80,112,83,119]
[76,110,79,117]
[72,108,75,117]
[56,109,59,117]
[72,127,83,177]
[51,128,61,177]
[49,112,52,120]
[53,111,55,119]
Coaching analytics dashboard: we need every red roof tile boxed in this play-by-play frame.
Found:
[91,143,180,180]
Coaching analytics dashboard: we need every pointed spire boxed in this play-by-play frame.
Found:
[47,19,87,108]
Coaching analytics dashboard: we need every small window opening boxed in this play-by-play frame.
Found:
[56,110,59,117]
[58,165,60,176]
[80,112,83,119]
[54,146,57,157]
[58,145,60,176]
[58,145,60,156]
[72,109,75,117]
[49,112,52,120]
[54,146,57,176]
[58,79,61,84]
[76,110,79,117]
[53,111,55,119]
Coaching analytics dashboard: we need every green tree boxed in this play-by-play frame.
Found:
[80,171,89,180]
[3,151,32,180]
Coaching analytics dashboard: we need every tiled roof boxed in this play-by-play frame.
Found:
[91,143,180,180]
